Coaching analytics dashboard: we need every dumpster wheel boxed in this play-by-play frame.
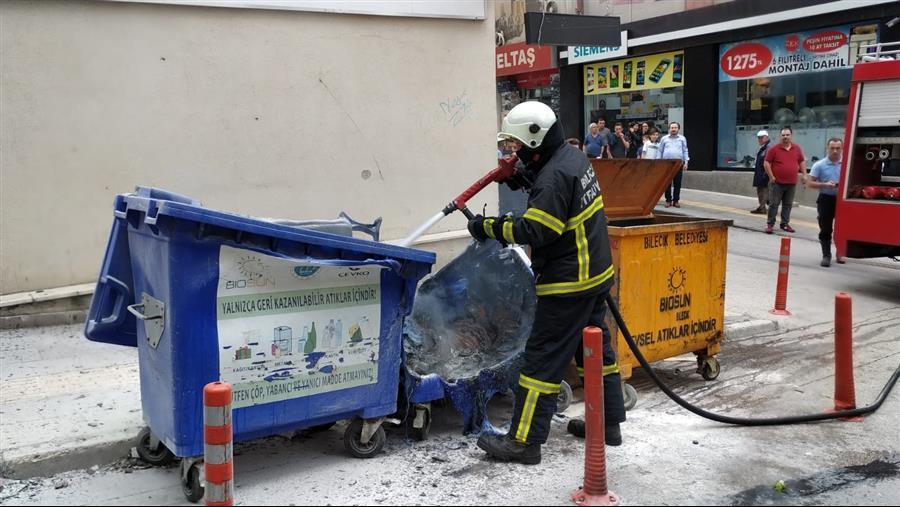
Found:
[404,404,432,441]
[698,356,721,381]
[622,382,638,411]
[344,419,386,458]
[556,380,574,413]
[135,427,175,467]
[180,459,204,503]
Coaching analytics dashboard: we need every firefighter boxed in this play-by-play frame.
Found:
[467,101,625,465]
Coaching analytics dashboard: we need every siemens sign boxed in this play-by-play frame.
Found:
[567,31,628,65]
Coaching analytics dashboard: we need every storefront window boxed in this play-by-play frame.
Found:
[585,87,684,133]
[716,23,877,169]
[717,69,851,168]
[582,51,686,134]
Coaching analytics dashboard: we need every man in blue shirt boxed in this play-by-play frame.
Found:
[583,122,607,159]
[807,138,844,267]
[659,122,690,207]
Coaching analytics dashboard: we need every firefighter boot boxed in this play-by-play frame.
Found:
[566,419,623,446]
[477,433,541,465]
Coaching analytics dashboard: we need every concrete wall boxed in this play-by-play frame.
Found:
[584,0,734,24]
[0,0,498,294]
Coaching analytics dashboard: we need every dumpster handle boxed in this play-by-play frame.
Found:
[98,275,131,327]
[127,294,166,349]
[127,304,152,320]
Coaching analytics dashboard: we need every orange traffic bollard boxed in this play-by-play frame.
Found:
[830,293,863,422]
[204,382,234,506]
[571,327,619,507]
[770,237,792,316]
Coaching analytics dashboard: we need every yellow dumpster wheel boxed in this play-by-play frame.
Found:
[556,380,574,413]
[697,356,721,381]
[622,383,638,411]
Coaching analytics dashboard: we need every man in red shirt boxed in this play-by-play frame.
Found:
[763,126,808,234]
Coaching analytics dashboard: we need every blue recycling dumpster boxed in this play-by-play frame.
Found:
[85,187,435,481]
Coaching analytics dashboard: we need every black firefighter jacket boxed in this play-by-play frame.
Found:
[488,144,615,297]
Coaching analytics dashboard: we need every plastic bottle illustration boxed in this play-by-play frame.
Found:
[325,319,336,348]
[304,321,317,353]
[299,325,308,353]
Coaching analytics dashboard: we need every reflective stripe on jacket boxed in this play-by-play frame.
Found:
[503,145,615,297]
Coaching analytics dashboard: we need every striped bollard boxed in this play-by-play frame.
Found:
[571,327,619,506]
[204,382,234,506]
[770,237,792,316]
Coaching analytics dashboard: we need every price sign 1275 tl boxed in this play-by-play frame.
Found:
[721,43,773,79]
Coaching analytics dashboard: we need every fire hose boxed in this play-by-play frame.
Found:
[606,294,900,425]
[398,154,519,247]
[405,159,899,425]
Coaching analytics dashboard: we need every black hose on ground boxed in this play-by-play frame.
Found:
[605,294,900,426]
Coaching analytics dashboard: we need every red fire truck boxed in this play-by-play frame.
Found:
[834,42,900,260]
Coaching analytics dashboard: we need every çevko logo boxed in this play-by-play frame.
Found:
[338,266,372,278]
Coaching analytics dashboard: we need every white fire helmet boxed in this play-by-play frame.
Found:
[498,101,557,149]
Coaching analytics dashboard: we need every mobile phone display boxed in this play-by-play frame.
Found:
[598,67,607,89]
[587,67,595,93]
[610,65,619,88]
[649,59,671,83]
[672,54,683,83]
[636,61,645,86]
[623,61,632,89]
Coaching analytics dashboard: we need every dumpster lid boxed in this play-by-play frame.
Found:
[119,187,436,266]
[591,159,684,219]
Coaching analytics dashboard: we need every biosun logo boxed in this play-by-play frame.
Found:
[226,255,275,290]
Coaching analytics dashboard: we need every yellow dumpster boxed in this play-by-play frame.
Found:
[592,159,732,409]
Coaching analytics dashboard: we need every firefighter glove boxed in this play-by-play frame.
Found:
[467,215,493,242]
[468,215,514,246]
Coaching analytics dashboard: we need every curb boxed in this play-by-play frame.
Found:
[1,438,138,480]
[0,310,87,331]
[724,319,779,341]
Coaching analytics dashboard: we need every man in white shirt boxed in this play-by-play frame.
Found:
[659,122,690,207]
